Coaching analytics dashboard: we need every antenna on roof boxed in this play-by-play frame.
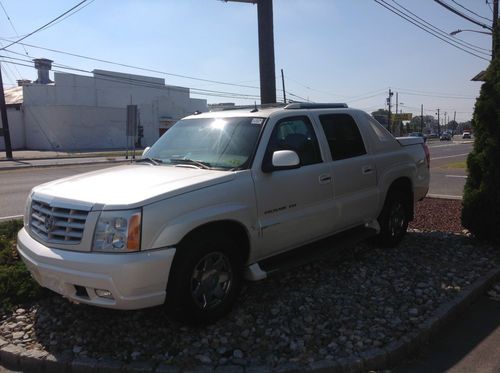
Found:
[250,101,258,113]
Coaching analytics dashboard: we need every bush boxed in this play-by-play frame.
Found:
[462,46,500,244]
[0,220,48,313]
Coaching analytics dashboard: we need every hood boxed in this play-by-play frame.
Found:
[33,164,235,209]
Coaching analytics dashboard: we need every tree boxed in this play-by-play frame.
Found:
[461,43,500,244]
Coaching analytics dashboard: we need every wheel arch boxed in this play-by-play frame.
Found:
[384,177,414,221]
[178,220,251,263]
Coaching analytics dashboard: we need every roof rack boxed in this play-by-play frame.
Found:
[284,103,348,110]
[209,103,287,112]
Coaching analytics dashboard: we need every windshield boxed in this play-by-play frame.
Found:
[145,116,265,170]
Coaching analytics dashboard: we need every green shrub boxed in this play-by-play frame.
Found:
[0,220,48,312]
[462,44,500,245]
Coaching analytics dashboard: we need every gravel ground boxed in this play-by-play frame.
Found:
[1,197,499,370]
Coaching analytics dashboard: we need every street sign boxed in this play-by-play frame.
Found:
[393,113,413,121]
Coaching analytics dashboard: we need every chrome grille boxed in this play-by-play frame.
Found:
[30,199,88,244]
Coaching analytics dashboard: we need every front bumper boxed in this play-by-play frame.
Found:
[17,228,176,310]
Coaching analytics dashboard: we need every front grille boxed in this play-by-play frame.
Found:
[30,199,89,244]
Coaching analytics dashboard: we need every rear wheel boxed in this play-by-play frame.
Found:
[166,234,242,325]
[377,190,409,247]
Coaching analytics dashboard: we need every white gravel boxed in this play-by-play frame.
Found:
[1,230,499,370]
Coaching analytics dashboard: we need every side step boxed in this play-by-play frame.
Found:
[244,224,377,281]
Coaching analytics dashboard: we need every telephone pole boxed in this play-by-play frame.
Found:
[387,89,393,133]
[420,104,424,133]
[281,69,286,103]
[493,0,498,59]
[0,63,13,159]
[436,108,441,136]
[224,0,277,104]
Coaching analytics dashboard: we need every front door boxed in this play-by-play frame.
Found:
[252,115,334,258]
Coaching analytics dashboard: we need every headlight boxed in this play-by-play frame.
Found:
[92,209,142,253]
[24,192,33,229]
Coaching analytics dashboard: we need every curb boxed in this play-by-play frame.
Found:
[1,267,499,373]
[0,158,130,171]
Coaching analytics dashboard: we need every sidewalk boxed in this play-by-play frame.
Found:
[0,150,141,171]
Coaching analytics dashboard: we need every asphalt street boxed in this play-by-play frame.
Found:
[0,163,120,220]
[0,139,473,220]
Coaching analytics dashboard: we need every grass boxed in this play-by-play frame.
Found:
[0,219,48,313]
[442,161,467,169]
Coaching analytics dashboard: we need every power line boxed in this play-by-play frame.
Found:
[0,58,264,101]
[433,0,492,31]
[0,0,30,56]
[450,0,492,22]
[391,0,491,53]
[1,39,262,90]
[0,0,90,51]
[374,0,490,61]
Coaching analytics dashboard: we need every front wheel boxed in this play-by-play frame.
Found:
[166,234,242,325]
[376,190,409,247]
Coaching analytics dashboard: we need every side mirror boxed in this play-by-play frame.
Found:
[262,150,300,172]
[142,147,151,158]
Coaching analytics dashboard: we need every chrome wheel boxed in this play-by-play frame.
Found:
[191,252,233,310]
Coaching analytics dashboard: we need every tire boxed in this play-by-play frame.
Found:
[165,234,243,325]
[376,190,409,248]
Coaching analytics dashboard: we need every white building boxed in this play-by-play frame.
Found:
[1,59,207,151]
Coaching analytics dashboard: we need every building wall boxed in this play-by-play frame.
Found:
[19,70,207,150]
[0,107,25,151]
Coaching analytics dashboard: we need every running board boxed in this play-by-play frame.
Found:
[244,224,378,281]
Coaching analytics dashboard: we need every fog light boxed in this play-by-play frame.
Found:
[95,289,114,299]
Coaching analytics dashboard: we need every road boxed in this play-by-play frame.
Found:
[0,140,472,220]
[427,139,472,198]
[0,163,119,220]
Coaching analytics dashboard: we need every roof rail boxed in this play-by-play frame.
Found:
[209,103,287,112]
[284,103,348,110]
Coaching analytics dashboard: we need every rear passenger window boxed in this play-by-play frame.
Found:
[319,114,367,161]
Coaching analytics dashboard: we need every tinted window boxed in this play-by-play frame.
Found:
[265,116,322,166]
[319,114,367,161]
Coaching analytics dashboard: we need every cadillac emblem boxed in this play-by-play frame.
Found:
[44,215,56,232]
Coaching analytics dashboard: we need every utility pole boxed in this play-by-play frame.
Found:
[281,69,286,104]
[395,92,399,135]
[0,63,13,159]
[420,104,424,133]
[387,89,393,133]
[436,108,441,136]
[493,0,498,59]
[225,0,277,104]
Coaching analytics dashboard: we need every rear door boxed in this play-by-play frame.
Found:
[317,113,379,229]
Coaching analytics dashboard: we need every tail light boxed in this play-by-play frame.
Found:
[422,143,430,168]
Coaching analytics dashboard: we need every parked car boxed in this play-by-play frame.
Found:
[408,132,427,143]
[440,132,452,141]
[17,103,430,324]
[427,133,439,139]
[462,131,471,139]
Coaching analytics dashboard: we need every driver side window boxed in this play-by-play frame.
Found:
[264,116,322,167]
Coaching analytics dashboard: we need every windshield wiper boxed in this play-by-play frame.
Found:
[135,157,163,165]
[169,158,212,169]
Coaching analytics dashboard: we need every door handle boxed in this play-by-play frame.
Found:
[362,165,374,174]
[319,174,332,184]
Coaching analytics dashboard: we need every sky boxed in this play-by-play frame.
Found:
[0,0,495,123]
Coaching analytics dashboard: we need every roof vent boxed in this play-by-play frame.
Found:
[33,58,53,84]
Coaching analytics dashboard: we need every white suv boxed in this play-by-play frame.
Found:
[18,103,429,323]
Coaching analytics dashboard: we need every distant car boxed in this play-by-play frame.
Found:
[462,131,471,139]
[440,132,452,141]
[408,132,427,142]
[427,133,439,139]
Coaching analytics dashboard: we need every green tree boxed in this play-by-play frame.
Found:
[461,45,500,244]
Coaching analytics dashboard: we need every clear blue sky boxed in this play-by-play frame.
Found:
[0,0,494,122]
